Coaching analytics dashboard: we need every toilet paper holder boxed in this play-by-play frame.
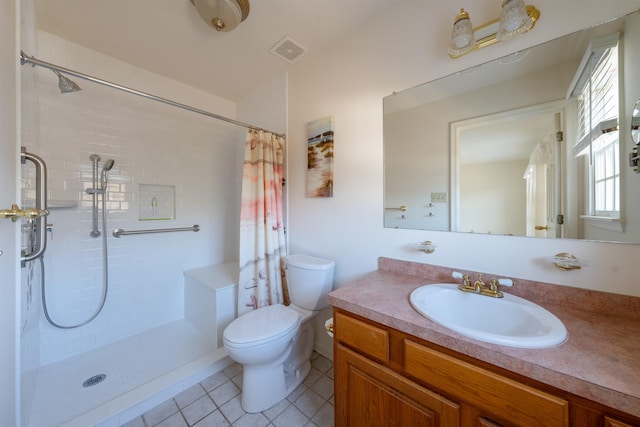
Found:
[325,318,334,337]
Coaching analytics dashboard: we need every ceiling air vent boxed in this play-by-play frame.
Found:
[270,35,307,63]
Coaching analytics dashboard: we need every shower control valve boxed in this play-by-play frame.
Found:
[0,204,49,222]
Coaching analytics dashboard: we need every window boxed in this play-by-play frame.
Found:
[592,129,620,215]
[568,33,620,217]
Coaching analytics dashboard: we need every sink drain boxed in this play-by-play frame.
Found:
[82,374,106,388]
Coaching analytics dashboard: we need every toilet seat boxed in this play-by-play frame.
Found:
[224,304,300,349]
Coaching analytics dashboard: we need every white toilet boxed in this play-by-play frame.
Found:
[223,254,335,413]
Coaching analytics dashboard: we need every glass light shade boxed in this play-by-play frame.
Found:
[448,9,476,56]
[192,0,248,32]
[496,0,533,40]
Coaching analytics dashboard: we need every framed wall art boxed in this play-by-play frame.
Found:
[306,116,334,197]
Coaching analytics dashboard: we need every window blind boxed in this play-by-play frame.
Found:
[569,34,619,157]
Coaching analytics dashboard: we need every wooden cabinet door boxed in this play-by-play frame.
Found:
[335,343,460,427]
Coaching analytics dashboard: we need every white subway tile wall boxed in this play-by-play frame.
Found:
[21,40,243,366]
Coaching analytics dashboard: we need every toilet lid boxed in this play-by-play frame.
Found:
[224,304,300,346]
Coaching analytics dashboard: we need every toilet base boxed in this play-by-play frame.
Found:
[285,360,311,394]
[241,359,289,413]
[238,319,316,413]
[242,359,312,413]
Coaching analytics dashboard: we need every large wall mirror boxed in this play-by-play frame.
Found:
[384,9,640,243]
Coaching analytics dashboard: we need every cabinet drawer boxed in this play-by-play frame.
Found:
[405,340,569,427]
[334,311,389,362]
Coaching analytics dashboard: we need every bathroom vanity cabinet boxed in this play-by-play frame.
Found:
[333,308,639,427]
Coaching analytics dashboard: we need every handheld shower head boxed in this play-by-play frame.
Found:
[102,159,115,172]
[87,155,115,238]
[53,69,82,93]
[100,159,115,188]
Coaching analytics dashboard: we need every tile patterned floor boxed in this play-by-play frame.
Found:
[121,352,334,427]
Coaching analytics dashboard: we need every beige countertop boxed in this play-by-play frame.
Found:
[326,258,640,418]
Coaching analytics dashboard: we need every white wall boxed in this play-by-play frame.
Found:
[460,159,528,236]
[1,0,19,424]
[22,32,243,365]
[384,101,450,231]
[287,1,640,356]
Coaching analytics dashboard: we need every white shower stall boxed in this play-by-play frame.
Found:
[19,30,247,426]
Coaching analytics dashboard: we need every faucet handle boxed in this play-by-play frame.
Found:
[489,277,514,292]
[453,271,472,289]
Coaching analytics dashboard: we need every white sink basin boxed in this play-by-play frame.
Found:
[409,283,567,348]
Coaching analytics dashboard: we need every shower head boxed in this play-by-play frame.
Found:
[102,159,115,172]
[100,159,115,188]
[53,69,82,93]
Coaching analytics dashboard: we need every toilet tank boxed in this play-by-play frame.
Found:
[285,254,335,311]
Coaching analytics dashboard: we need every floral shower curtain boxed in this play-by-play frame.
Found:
[237,129,286,316]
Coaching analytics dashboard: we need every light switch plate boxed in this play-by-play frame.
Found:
[431,192,447,203]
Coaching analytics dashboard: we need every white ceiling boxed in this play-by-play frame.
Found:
[34,0,402,102]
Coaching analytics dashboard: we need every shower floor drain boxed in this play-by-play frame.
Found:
[82,374,106,388]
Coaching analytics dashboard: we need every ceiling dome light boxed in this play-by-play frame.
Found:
[191,0,250,32]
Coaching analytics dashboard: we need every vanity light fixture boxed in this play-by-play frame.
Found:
[448,0,540,59]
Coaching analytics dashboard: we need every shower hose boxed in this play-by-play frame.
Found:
[39,190,109,329]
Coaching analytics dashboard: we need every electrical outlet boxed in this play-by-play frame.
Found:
[431,192,447,203]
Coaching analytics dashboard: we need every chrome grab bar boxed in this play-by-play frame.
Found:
[113,224,200,238]
[21,148,48,263]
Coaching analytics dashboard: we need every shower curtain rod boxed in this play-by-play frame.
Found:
[20,51,286,139]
